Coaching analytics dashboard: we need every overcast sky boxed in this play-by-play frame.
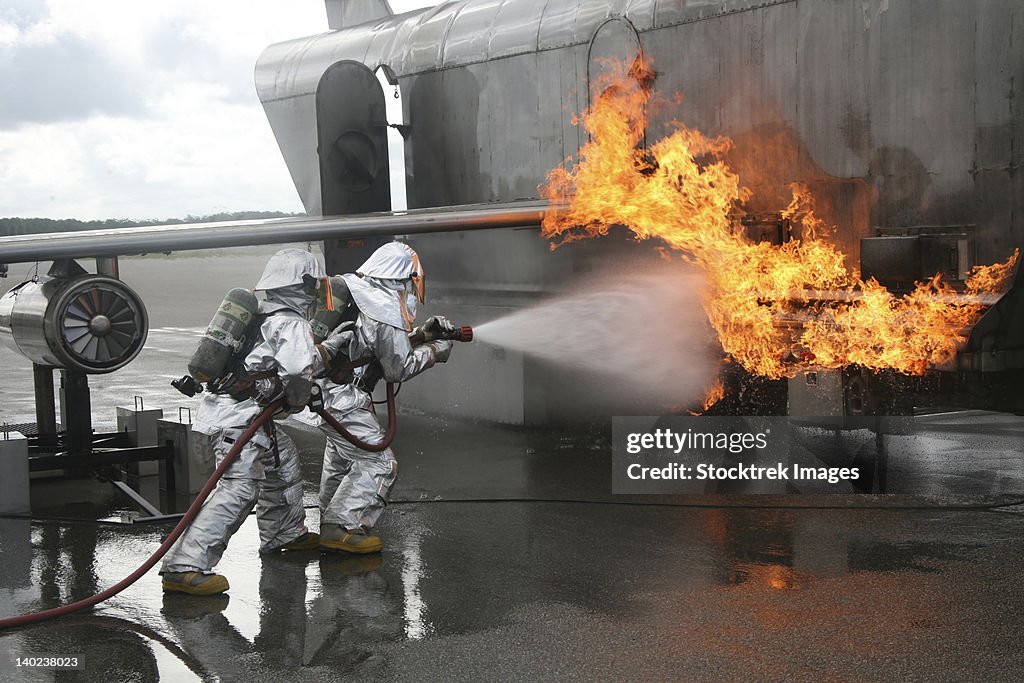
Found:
[0,0,434,221]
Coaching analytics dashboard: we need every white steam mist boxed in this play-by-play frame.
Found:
[474,267,717,408]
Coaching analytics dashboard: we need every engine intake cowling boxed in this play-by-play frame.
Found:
[0,275,148,373]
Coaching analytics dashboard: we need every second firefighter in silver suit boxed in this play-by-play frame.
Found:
[318,242,455,554]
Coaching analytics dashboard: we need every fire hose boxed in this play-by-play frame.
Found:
[312,382,396,452]
[0,400,283,631]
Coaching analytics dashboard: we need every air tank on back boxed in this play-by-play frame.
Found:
[187,287,259,383]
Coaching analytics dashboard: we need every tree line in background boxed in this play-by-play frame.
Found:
[0,211,303,236]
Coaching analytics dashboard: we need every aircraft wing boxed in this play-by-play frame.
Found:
[0,200,547,264]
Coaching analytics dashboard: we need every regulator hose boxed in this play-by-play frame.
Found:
[0,401,283,631]
[313,382,397,452]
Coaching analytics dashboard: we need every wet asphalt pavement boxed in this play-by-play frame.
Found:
[2,415,1024,682]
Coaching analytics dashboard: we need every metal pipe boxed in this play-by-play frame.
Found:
[0,200,549,264]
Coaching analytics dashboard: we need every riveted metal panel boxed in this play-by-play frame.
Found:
[575,0,633,46]
[972,0,1024,264]
[623,0,656,31]
[407,67,488,207]
[401,3,463,74]
[864,0,976,236]
[536,43,586,171]
[654,0,794,29]
[487,0,546,58]
[477,57,545,200]
[362,14,415,70]
[261,94,321,214]
[537,0,581,50]
[791,0,873,259]
[255,33,328,103]
[443,0,506,67]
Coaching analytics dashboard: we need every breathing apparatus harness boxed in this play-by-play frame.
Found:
[204,312,280,400]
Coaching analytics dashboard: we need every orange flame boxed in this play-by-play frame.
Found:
[542,58,1019,379]
[701,378,725,412]
[966,251,1019,294]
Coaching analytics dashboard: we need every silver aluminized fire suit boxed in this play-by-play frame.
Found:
[162,250,324,575]
[318,243,452,533]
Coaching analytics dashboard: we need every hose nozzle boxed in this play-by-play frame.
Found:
[410,322,474,345]
[449,326,473,342]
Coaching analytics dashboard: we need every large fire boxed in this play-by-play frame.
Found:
[541,59,1018,380]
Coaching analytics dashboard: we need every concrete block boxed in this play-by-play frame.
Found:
[0,431,30,515]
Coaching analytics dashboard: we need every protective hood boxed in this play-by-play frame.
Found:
[341,273,415,331]
[357,241,425,303]
[357,242,418,279]
[254,248,325,291]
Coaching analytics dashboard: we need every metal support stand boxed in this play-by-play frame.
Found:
[32,364,58,450]
[59,369,92,455]
[96,256,119,278]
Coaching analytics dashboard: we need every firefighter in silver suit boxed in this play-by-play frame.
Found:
[318,242,455,554]
[162,248,344,596]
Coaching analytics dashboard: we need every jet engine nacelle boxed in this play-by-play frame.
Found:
[0,275,148,373]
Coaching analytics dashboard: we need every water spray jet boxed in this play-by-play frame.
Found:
[472,268,717,410]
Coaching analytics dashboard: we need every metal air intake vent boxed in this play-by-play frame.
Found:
[0,275,148,373]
